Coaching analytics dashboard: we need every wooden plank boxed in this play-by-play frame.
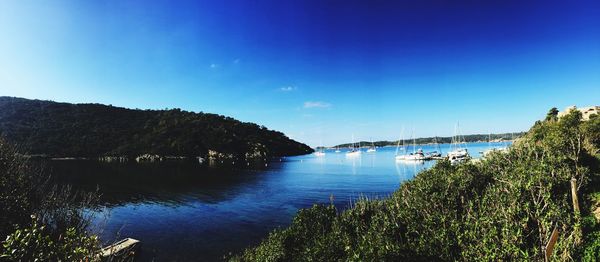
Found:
[545,227,559,262]
[100,238,140,258]
[571,178,580,214]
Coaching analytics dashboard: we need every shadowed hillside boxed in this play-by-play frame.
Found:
[0,97,312,159]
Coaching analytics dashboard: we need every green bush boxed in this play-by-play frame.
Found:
[0,138,101,261]
[1,217,99,261]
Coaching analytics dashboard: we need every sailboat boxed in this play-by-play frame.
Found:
[314,138,326,156]
[334,146,341,153]
[396,130,425,161]
[395,128,406,160]
[480,132,494,157]
[314,147,326,157]
[479,132,491,154]
[481,132,508,158]
[426,136,442,158]
[346,134,362,156]
[447,122,469,164]
[406,133,426,160]
[366,138,376,153]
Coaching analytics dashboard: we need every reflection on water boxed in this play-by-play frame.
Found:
[51,161,266,206]
[50,142,507,261]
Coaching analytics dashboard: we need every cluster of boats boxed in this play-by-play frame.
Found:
[315,135,375,157]
[314,124,477,165]
[393,132,468,164]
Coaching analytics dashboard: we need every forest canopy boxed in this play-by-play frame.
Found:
[0,97,312,158]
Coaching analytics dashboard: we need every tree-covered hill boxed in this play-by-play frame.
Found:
[0,96,312,159]
[334,132,525,149]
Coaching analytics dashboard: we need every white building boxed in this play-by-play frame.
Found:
[558,105,599,121]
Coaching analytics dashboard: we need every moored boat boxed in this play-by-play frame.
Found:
[396,130,426,161]
[366,138,376,153]
[447,123,470,164]
[346,135,362,156]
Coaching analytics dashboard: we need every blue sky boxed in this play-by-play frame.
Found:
[0,0,599,147]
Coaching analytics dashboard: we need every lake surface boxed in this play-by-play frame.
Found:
[51,142,508,261]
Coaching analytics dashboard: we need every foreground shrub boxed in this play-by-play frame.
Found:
[1,217,99,261]
[0,138,101,261]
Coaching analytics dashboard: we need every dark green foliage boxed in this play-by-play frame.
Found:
[546,107,559,121]
[1,218,99,261]
[0,138,101,260]
[233,109,600,261]
[0,96,312,158]
[0,138,36,238]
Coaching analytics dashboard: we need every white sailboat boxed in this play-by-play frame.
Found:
[481,132,508,158]
[346,134,362,156]
[314,148,326,157]
[426,136,442,158]
[366,137,376,153]
[395,128,406,160]
[314,138,326,157]
[405,133,426,161]
[447,122,469,164]
[396,130,426,161]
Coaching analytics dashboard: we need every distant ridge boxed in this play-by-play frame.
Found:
[0,96,313,159]
[332,133,525,149]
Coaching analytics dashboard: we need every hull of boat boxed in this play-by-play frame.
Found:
[346,151,362,156]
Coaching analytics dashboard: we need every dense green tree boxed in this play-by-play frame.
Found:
[546,107,560,121]
[0,97,312,159]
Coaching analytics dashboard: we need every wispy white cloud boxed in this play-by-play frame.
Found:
[210,63,219,68]
[233,59,240,64]
[304,101,331,109]
[279,86,296,92]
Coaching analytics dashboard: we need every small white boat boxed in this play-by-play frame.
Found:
[314,139,326,156]
[314,151,326,157]
[366,138,376,153]
[346,134,362,156]
[346,149,362,156]
[394,127,406,160]
[406,148,427,160]
[396,131,425,161]
[396,159,425,165]
[426,136,442,158]
[480,133,508,158]
[481,147,507,158]
[447,123,470,165]
[448,149,469,164]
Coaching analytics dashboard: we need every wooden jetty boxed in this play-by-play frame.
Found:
[99,238,141,261]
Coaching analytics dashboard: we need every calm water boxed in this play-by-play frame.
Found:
[51,142,508,261]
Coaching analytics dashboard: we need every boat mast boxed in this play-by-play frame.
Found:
[395,127,404,156]
[412,129,416,154]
